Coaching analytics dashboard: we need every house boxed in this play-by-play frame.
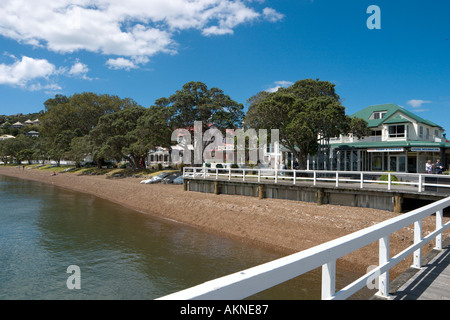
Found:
[148,147,171,167]
[327,103,449,173]
[10,122,24,129]
[0,134,16,141]
[26,131,40,138]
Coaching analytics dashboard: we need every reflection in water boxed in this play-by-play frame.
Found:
[0,175,373,300]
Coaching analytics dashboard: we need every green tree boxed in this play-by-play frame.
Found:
[41,92,139,137]
[49,129,82,165]
[0,135,34,164]
[32,136,51,164]
[41,92,140,164]
[245,79,368,169]
[89,106,148,169]
[168,81,244,130]
[160,81,244,163]
[66,135,93,167]
[0,140,10,164]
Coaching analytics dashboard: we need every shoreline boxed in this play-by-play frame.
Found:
[1,165,449,282]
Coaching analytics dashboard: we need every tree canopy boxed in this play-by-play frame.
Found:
[1,80,369,169]
[245,79,369,168]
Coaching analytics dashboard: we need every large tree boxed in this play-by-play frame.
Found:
[41,93,139,137]
[160,81,245,164]
[89,106,147,169]
[0,135,35,164]
[40,92,140,165]
[245,79,369,168]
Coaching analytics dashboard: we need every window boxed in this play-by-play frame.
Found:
[370,130,382,136]
[389,125,405,138]
[372,111,387,120]
[419,126,423,138]
[426,128,430,140]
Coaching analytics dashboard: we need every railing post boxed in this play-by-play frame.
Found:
[413,219,423,268]
[313,171,317,186]
[228,167,231,181]
[243,169,246,182]
[378,236,390,298]
[388,173,391,190]
[275,169,278,183]
[360,172,364,189]
[321,260,336,300]
[258,169,261,183]
[418,174,423,193]
[216,168,218,179]
[293,170,296,185]
[335,172,339,187]
[436,209,443,250]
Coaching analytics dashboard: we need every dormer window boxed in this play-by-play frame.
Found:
[389,125,406,138]
[372,111,387,120]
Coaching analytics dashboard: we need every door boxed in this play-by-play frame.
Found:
[389,155,406,172]
[389,156,397,172]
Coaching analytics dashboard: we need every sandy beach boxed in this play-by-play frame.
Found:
[1,165,449,283]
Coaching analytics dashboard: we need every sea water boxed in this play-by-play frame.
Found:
[0,174,372,300]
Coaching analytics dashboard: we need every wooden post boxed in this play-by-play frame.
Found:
[321,260,336,300]
[393,195,402,213]
[258,185,264,199]
[317,189,324,206]
[378,236,390,298]
[183,179,188,191]
[413,219,423,268]
[436,209,443,250]
[214,181,220,195]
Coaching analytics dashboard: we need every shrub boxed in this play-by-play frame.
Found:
[379,173,399,182]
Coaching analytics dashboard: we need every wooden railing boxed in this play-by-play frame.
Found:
[157,196,450,300]
[183,167,450,193]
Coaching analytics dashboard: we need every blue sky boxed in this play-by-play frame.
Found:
[0,0,449,132]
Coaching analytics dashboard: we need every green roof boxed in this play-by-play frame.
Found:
[351,103,442,129]
[382,114,412,124]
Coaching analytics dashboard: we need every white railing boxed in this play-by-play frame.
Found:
[183,167,450,193]
[157,196,450,300]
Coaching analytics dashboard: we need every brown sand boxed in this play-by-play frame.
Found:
[1,166,449,282]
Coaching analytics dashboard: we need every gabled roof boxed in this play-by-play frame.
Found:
[351,103,442,129]
[382,114,412,125]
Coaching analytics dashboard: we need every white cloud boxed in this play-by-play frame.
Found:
[0,1,283,68]
[265,80,293,93]
[0,54,96,91]
[262,8,284,22]
[407,99,432,109]
[68,60,92,80]
[0,55,56,87]
[106,58,139,71]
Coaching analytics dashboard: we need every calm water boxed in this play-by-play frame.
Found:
[0,174,373,300]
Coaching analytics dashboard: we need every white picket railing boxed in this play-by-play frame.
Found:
[183,167,450,193]
[157,196,450,300]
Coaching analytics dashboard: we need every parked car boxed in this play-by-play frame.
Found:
[140,172,170,184]
[172,176,184,185]
[161,172,182,184]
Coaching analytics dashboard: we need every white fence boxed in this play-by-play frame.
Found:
[183,167,450,193]
[157,196,450,300]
